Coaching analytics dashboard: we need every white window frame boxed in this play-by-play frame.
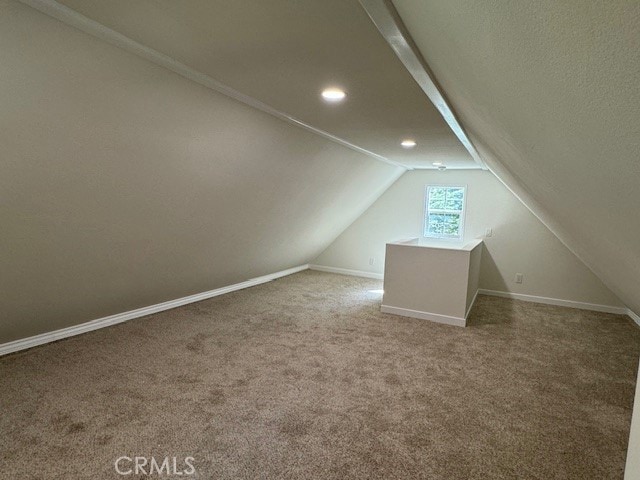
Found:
[423,184,467,241]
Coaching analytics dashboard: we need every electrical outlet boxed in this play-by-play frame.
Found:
[485,228,493,237]
[515,273,523,284]
[369,257,375,266]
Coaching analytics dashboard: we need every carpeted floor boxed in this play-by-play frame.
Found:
[1,271,639,479]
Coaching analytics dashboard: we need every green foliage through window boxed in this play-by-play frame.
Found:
[424,186,465,239]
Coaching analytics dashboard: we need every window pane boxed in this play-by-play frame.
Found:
[426,213,445,235]
[443,213,461,236]
[428,187,446,209]
[444,188,464,211]
[424,185,465,238]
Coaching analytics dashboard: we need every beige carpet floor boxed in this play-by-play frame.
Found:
[1,271,639,479]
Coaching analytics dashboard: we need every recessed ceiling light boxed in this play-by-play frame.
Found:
[401,139,416,148]
[432,161,443,166]
[321,88,346,102]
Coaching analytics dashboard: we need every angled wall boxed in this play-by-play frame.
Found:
[314,170,624,309]
[0,1,402,343]
[391,0,640,315]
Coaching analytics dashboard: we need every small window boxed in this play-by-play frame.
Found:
[424,185,466,240]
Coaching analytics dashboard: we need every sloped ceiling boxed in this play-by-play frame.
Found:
[0,1,403,342]
[390,0,640,314]
[46,0,478,170]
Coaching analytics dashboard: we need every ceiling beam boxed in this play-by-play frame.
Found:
[359,0,487,170]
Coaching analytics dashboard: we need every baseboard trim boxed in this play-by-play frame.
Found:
[381,305,466,327]
[0,264,309,357]
[477,289,627,315]
[627,309,640,327]
[309,264,384,280]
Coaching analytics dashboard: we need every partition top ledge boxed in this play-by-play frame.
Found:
[389,237,483,252]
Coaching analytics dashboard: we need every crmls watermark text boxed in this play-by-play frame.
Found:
[114,456,196,476]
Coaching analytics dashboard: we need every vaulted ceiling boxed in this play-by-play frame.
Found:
[4,0,637,344]
[1,0,404,341]
[388,0,640,314]
[49,0,481,170]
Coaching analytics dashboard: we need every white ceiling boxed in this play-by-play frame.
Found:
[391,0,640,314]
[48,0,481,170]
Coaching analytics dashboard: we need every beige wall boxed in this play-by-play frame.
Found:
[314,170,624,308]
[0,2,402,343]
[393,0,640,316]
[466,242,482,314]
[383,243,471,320]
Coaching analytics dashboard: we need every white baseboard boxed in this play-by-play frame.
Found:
[628,309,640,327]
[309,264,384,280]
[381,305,466,327]
[5,266,635,357]
[0,264,309,357]
[477,289,628,315]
